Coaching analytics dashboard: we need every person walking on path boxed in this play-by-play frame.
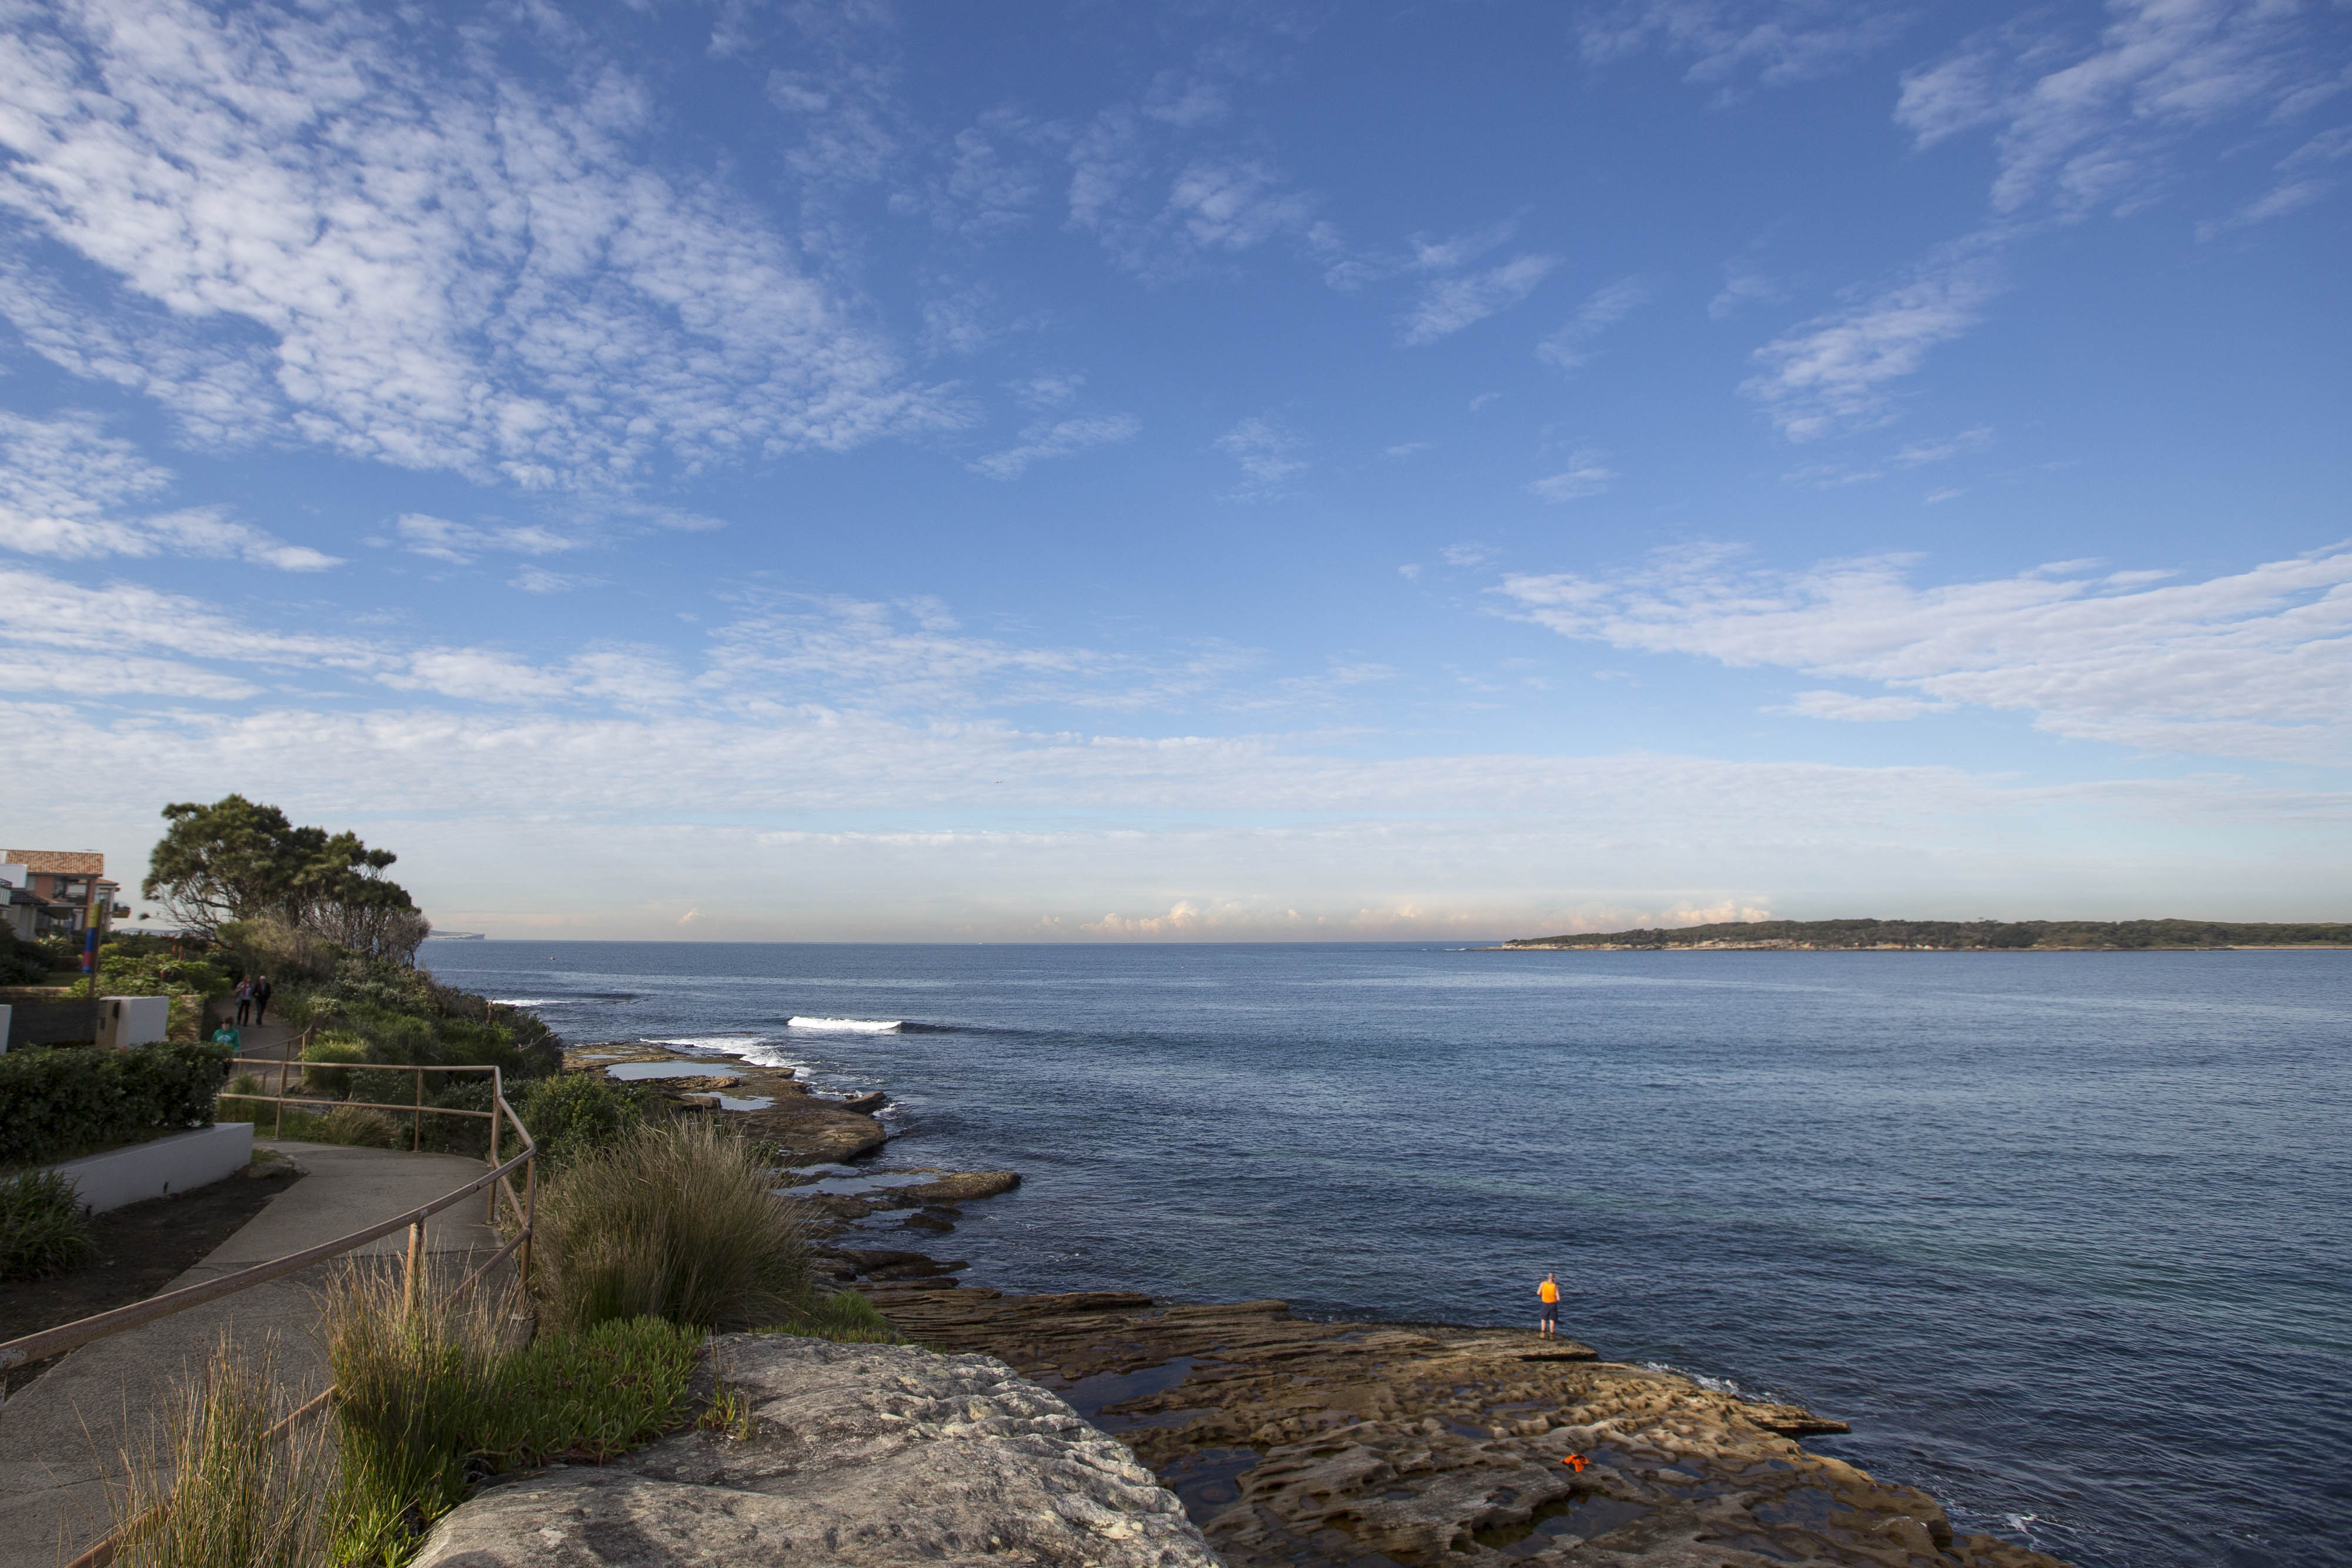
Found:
[253,973,273,1025]
[1537,1272,1561,1338]
[233,976,253,1025]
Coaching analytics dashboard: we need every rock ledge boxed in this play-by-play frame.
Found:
[411,1334,1218,1568]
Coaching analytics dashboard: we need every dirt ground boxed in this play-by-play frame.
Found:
[2,1164,300,1398]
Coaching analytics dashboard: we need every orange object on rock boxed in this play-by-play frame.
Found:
[1562,1453,1589,1472]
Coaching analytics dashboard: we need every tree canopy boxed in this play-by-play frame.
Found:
[143,795,430,961]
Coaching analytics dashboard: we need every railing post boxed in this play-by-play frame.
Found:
[403,1219,425,1315]
[412,1065,423,1152]
[519,1152,535,1291]
[486,1068,502,1225]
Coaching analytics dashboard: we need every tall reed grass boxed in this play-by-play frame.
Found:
[532,1119,809,1333]
[105,1332,333,1568]
[313,1256,510,1559]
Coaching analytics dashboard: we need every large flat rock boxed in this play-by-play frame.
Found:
[412,1335,1218,1568]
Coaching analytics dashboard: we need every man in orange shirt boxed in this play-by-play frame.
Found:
[1537,1272,1561,1338]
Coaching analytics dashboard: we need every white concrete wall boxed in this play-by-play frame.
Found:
[46,1122,253,1213]
[95,995,169,1049]
[0,1002,9,1054]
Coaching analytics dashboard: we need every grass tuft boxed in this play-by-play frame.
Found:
[762,1286,902,1344]
[533,1119,809,1335]
[106,1332,333,1568]
[0,1168,96,1281]
[480,1316,703,1466]
[313,1258,508,1561]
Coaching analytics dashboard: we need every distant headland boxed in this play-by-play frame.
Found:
[1489,918,2352,951]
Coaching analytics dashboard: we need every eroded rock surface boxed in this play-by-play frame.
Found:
[868,1288,2070,1568]
[412,1335,1218,1568]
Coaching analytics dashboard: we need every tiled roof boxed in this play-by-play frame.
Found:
[2,849,105,874]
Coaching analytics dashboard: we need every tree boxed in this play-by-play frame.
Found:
[143,797,432,962]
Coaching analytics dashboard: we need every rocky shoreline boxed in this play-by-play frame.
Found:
[557,1043,2074,1568]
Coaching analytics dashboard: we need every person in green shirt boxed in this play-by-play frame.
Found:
[211,1021,241,1047]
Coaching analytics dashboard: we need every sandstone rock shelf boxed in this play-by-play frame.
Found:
[865,1286,2072,1568]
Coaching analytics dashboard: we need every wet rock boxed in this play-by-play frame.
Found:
[862,1289,2073,1568]
[410,1336,1217,1568]
[562,1045,888,1164]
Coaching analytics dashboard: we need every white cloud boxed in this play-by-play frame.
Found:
[968,413,1142,480]
[1500,543,2352,763]
[1214,416,1309,500]
[0,0,957,492]
[1526,452,1617,502]
[1385,441,1431,459]
[1401,255,1558,346]
[1742,250,2000,440]
[1441,544,1497,567]
[0,410,338,570]
[1535,278,1651,368]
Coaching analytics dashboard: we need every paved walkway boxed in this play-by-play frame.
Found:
[0,1143,506,1568]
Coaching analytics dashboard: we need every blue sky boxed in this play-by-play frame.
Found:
[3,0,2347,940]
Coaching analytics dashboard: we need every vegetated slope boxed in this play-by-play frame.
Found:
[1501,918,2352,950]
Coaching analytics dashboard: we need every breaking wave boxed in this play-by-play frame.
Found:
[786,1016,904,1034]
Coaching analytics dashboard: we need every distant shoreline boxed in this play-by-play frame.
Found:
[1485,917,2352,953]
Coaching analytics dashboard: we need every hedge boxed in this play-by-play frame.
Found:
[0,1042,233,1168]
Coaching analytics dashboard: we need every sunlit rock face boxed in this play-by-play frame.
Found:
[409,1333,1219,1568]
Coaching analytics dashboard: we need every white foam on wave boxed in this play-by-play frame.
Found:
[787,1016,903,1033]
[643,1033,767,1051]
[493,997,565,1006]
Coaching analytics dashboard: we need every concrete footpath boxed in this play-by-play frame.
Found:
[0,1143,506,1568]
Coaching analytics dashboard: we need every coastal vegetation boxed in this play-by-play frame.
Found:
[39,796,907,1566]
[1502,917,2352,950]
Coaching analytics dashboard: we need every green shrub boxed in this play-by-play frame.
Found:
[298,1034,366,1096]
[764,1288,900,1344]
[514,1072,647,1168]
[533,1121,809,1335]
[107,1331,333,1568]
[316,1105,402,1148]
[0,1169,96,1281]
[0,1041,230,1167]
[216,1072,264,1125]
[0,927,52,985]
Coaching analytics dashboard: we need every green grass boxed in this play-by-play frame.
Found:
[0,1168,96,1281]
[532,1119,810,1334]
[479,1316,703,1466]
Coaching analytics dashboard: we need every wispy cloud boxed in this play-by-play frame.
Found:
[1500,543,2352,763]
[391,514,577,566]
[1215,415,1309,500]
[1896,0,2348,220]
[969,413,1142,480]
[1742,250,2000,440]
[1400,255,1558,346]
[1535,278,1651,369]
[0,411,338,570]
[1526,452,1617,502]
[1579,0,1912,99]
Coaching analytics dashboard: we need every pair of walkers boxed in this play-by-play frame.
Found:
[233,973,274,1026]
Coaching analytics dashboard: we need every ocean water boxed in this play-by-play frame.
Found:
[419,940,2351,1568]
